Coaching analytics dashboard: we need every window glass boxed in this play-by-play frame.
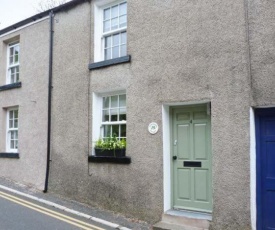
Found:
[104,20,111,32]
[7,109,19,151]
[111,5,119,18]
[119,15,127,28]
[104,8,111,20]
[102,94,126,140]
[8,43,20,83]
[102,2,127,60]
[112,46,119,58]
[120,2,127,15]
[111,95,118,108]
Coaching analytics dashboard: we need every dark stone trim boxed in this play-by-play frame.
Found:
[0,153,19,158]
[0,82,22,92]
[89,55,131,70]
[88,156,131,164]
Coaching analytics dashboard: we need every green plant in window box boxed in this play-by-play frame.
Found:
[94,136,126,157]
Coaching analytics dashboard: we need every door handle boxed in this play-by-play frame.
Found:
[173,156,177,160]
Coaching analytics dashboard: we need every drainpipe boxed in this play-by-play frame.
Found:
[44,10,54,193]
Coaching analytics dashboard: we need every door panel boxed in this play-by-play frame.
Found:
[194,169,208,201]
[177,125,190,159]
[194,123,207,159]
[178,169,191,200]
[172,105,212,213]
[256,110,275,230]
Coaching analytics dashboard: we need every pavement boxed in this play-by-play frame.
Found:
[0,177,151,230]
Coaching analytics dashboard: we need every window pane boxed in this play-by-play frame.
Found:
[121,124,126,137]
[119,111,126,121]
[105,36,112,48]
[11,131,14,139]
[11,68,15,74]
[102,109,110,122]
[119,94,126,107]
[120,45,126,57]
[121,32,127,44]
[112,125,119,137]
[110,109,118,121]
[10,74,15,84]
[111,18,118,30]
[111,5,118,18]
[112,46,119,58]
[14,110,18,118]
[9,111,13,119]
[9,57,13,65]
[15,54,19,63]
[103,20,110,32]
[111,95,118,108]
[104,48,111,60]
[119,15,127,28]
[103,97,109,108]
[10,140,14,149]
[119,2,127,15]
[10,47,14,56]
[9,120,13,128]
[15,140,18,149]
[14,119,18,128]
[16,73,19,82]
[15,130,18,139]
[112,34,120,46]
[104,8,111,20]
[103,125,111,137]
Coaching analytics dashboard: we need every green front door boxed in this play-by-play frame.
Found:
[172,105,212,213]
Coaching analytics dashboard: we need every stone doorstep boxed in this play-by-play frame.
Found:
[153,213,210,230]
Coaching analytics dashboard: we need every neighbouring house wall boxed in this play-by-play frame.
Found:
[49,2,91,199]
[0,19,49,189]
[248,0,275,106]
[49,1,252,229]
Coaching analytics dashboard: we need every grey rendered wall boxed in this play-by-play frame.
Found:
[0,20,49,189]
[49,2,91,200]
[128,1,251,228]
[49,1,252,229]
[248,0,275,106]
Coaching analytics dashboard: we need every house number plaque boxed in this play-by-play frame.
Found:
[148,122,159,134]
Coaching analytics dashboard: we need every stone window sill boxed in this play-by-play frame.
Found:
[88,55,131,70]
[88,156,131,164]
[0,82,22,92]
[0,153,19,158]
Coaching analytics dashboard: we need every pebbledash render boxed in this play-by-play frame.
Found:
[0,0,275,229]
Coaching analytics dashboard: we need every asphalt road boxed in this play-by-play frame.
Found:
[0,190,113,230]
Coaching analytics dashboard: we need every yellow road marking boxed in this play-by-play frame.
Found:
[0,191,105,230]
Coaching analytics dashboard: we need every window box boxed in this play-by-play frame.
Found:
[95,148,126,157]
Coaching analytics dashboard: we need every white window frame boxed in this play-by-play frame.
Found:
[94,0,127,62]
[92,90,126,155]
[6,107,19,153]
[6,42,20,84]
[101,94,127,139]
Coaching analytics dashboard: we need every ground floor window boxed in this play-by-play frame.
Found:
[101,94,126,140]
[7,107,19,152]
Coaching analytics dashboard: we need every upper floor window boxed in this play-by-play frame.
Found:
[7,42,20,84]
[103,2,127,60]
[7,108,19,153]
[94,1,127,62]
